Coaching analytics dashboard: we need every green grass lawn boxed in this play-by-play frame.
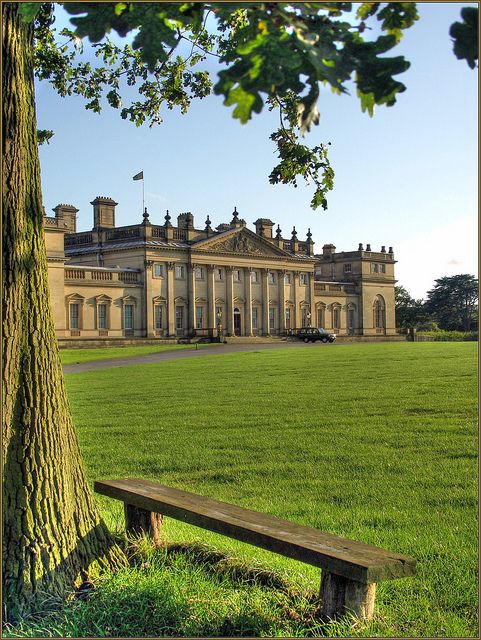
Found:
[59,342,219,364]
[7,343,478,637]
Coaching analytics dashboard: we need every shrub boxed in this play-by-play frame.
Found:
[416,330,478,341]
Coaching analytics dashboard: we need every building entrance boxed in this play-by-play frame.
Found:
[234,308,242,336]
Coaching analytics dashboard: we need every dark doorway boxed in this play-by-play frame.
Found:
[234,308,241,336]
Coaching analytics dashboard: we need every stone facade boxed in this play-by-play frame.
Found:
[43,198,397,340]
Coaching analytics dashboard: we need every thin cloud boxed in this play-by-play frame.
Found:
[447,259,462,266]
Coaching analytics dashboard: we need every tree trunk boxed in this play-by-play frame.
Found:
[2,4,126,622]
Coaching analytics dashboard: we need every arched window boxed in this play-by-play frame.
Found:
[347,303,356,334]
[373,296,385,331]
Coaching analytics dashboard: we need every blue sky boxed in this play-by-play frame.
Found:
[36,3,478,299]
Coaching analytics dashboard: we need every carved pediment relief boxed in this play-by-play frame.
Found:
[193,228,289,258]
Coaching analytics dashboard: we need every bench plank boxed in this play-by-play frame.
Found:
[94,478,415,584]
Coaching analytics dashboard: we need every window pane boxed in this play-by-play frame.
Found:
[155,305,163,330]
[98,303,107,329]
[124,304,133,329]
[175,265,184,279]
[70,303,79,329]
[215,268,222,280]
[176,306,184,329]
[269,307,275,328]
[252,308,258,329]
[251,271,258,283]
[196,306,203,329]
[153,264,163,277]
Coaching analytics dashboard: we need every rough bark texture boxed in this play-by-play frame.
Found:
[2,4,126,621]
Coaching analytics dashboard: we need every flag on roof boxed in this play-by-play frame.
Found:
[132,171,143,181]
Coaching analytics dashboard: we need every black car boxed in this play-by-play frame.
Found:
[292,327,336,343]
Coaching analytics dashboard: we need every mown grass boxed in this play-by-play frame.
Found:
[59,342,219,364]
[7,342,478,637]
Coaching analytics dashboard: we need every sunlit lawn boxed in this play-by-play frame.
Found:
[7,342,478,637]
[59,342,219,364]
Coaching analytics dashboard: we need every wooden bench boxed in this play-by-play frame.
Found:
[95,478,416,621]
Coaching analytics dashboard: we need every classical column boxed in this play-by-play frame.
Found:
[167,262,175,336]
[188,263,196,334]
[278,270,286,334]
[262,269,269,335]
[226,267,234,336]
[207,265,216,333]
[144,260,154,338]
[309,272,316,327]
[244,267,252,336]
[293,271,299,328]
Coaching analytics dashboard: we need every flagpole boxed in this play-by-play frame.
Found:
[142,175,145,215]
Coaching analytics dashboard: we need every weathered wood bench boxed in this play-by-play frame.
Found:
[95,478,416,621]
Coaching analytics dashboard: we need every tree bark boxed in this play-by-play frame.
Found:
[2,4,126,621]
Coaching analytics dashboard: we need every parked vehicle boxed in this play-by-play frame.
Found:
[291,328,336,343]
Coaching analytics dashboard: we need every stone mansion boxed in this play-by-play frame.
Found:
[43,197,397,340]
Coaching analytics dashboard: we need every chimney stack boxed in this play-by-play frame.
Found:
[91,196,117,229]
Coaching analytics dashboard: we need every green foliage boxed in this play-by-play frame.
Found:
[27,2,476,210]
[426,274,478,331]
[417,330,478,342]
[18,3,42,23]
[31,2,425,210]
[394,285,430,329]
[450,7,478,69]
[36,129,54,145]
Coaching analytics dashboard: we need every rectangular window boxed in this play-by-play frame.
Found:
[301,308,309,327]
[196,306,204,329]
[268,272,275,285]
[175,265,185,279]
[380,263,386,273]
[175,306,184,329]
[300,273,308,286]
[215,306,223,325]
[233,269,241,282]
[155,305,163,330]
[252,307,258,330]
[317,307,325,328]
[343,263,352,273]
[215,268,223,281]
[284,273,291,285]
[195,266,205,280]
[124,304,134,330]
[333,307,340,329]
[269,307,275,329]
[371,263,379,273]
[251,271,259,283]
[70,303,79,329]
[285,308,291,329]
[153,263,163,278]
[98,303,107,329]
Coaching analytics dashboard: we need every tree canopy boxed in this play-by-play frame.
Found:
[425,274,478,331]
[394,285,430,329]
[23,2,477,210]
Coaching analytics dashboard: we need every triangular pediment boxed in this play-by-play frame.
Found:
[192,227,290,258]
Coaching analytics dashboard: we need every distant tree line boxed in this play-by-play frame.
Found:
[395,274,478,332]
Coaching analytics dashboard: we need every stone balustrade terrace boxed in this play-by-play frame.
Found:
[64,266,141,284]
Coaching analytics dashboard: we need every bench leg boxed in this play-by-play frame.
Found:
[124,503,164,547]
[320,571,376,621]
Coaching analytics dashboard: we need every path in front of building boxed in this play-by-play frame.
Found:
[62,341,325,374]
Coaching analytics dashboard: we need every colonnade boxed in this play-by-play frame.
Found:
[147,262,316,337]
